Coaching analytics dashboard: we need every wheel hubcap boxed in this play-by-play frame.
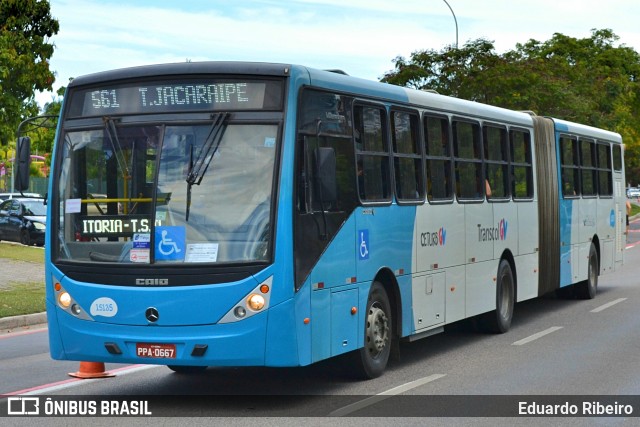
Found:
[366,303,389,358]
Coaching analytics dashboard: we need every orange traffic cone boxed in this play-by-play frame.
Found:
[68,361,115,379]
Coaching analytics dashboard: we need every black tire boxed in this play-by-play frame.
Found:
[167,365,207,374]
[351,281,392,379]
[20,229,31,246]
[485,259,515,333]
[575,243,598,299]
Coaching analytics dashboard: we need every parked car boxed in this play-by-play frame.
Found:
[0,192,42,201]
[0,197,47,246]
[627,187,640,198]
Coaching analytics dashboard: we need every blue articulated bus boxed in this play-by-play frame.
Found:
[42,62,625,378]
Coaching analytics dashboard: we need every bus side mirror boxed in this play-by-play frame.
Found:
[314,147,337,204]
[15,136,31,192]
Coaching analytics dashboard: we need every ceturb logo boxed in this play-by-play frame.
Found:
[478,219,508,242]
[421,227,446,247]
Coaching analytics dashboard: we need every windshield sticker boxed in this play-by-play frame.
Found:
[130,248,150,263]
[90,297,118,317]
[155,211,167,224]
[264,137,276,148]
[185,243,219,263]
[66,198,81,213]
[155,226,185,261]
[133,233,151,249]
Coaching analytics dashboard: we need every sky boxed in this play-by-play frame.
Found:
[37,0,640,106]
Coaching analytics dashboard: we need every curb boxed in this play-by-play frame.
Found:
[0,312,47,331]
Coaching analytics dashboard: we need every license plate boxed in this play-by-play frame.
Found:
[136,343,176,359]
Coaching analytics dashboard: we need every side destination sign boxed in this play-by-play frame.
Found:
[80,215,151,237]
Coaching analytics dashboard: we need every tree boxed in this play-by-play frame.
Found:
[381,29,640,184]
[0,0,59,146]
[26,85,63,156]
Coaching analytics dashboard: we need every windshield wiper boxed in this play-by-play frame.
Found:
[185,112,230,221]
[103,117,130,180]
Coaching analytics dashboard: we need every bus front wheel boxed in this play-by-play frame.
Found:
[352,281,392,379]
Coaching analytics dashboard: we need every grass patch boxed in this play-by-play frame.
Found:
[631,203,640,218]
[0,282,45,318]
[0,243,44,263]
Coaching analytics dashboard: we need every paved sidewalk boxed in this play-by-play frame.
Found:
[0,258,45,289]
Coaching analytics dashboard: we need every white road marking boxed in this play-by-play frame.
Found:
[512,326,563,346]
[328,373,446,417]
[11,364,160,396]
[590,298,627,313]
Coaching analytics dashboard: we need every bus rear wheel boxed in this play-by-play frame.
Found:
[351,281,392,379]
[484,259,515,333]
[575,243,598,299]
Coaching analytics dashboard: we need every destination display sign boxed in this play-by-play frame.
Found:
[67,79,283,117]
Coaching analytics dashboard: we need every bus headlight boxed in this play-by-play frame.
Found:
[58,292,72,308]
[247,294,265,311]
[218,277,273,323]
[52,276,93,321]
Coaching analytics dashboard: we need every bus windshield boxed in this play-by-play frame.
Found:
[55,120,278,265]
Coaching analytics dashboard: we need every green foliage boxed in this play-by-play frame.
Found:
[382,29,640,184]
[0,0,59,146]
[34,91,62,154]
[0,242,44,263]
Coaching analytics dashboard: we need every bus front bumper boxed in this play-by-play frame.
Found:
[47,300,270,367]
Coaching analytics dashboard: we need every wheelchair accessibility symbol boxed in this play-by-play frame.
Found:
[358,229,370,260]
[158,230,181,256]
[155,226,185,261]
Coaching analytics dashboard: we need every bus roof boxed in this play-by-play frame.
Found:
[67,61,621,139]
[68,61,293,87]
[551,118,622,143]
[303,65,534,128]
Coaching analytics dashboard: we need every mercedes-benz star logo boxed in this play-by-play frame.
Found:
[145,307,159,323]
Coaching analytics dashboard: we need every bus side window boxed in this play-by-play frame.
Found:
[613,144,622,172]
[453,119,482,201]
[510,129,533,199]
[354,104,391,203]
[296,89,356,213]
[580,138,597,197]
[560,135,580,198]
[391,110,423,203]
[483,125,509,200]
[596,142,612,196]
[424,115,453,202]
